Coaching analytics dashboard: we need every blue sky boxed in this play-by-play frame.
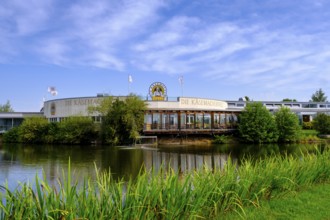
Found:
[1,0,330,111]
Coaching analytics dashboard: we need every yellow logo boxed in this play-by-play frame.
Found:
[149,82,167,101]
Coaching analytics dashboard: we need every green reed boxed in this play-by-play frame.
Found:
[1,149,330,219]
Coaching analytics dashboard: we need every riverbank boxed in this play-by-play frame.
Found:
[1,149,330,219]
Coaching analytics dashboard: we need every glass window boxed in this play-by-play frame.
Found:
[186,114,194,129]
[180,113,186,129]
[169,113,178,129]
[144,113,152,130]
[196,113,203,129]
[220,114,226,127]
[214,113,220,129]
[204,113,211,129]
[162,114,168,129]
[152,113,160,129]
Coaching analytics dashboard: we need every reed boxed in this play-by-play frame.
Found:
[1,150,330,219]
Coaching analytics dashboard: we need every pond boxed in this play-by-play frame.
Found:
[0,142,327,190]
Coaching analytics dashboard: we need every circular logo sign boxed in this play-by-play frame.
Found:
[149,82,167,101]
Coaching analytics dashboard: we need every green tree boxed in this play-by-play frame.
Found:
[310,88,327,102]
[88,96,113,116]
[313,113,330,134]
[19,117,49,143]
[0,100,14,112]
[101,94,147,145]
[275,107,301,142]
[238,102,278,143]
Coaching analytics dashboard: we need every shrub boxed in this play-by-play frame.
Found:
[2,127,20,143]
[302,121,313,130]
[275,107,301,142]
[238,102,278,143]
[57,116,97,144]
[19,117,49,143]
[313,113,330,134]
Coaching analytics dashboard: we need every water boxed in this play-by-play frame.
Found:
[0,143,327,190]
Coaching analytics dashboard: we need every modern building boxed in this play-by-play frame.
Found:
[1,82,330,134]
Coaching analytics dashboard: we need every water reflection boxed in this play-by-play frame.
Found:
[0,142,328,190]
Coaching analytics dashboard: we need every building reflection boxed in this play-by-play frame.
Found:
[142,148,236,173]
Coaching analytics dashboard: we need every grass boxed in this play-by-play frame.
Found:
[1,149,330,219]
[224,183,330,220]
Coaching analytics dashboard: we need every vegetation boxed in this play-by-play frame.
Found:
[238,102,278,143]
[312,113,330,135]
[212,135,229,144]
[297,129,320,143]
[3,116,97,144]
[3,95,146,145]
[225,183,330,219]
[282,98,297,102]
[100,95,147,145]
[0,100,14,112]
[274,107,301,142]
[310,88,327,102]
[2,150,330,219]
[56,116,97,144]
[302,121,313,130]
[19,117,49,143]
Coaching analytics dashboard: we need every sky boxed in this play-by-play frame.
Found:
[1,0,330,112]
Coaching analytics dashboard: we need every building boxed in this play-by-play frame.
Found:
[1,82,330,134]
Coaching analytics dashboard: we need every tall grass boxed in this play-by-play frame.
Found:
[1,150,330,219]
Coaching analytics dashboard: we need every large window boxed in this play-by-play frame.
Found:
[169,113,178,129]
[180,113,186,129]
[196,113,203,129]
[152,113,161,129]
[186,114,195,129]
[162,114,168,129]
[203,113,211,129]
[214,113,220,129]
[144,113,152,130]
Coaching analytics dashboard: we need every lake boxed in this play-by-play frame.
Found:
[0,142,327,190]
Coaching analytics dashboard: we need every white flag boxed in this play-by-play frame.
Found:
[128,75,133,83]
[48,86,58,96]
[178,75,183,85]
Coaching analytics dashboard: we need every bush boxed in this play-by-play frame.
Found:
[313,113,330,134]
[302,121,313,130]
[238,102,278,143]
[2,127,20,143]
[19,117,49,143]
[57,116,97,144]
[275,107,301,142]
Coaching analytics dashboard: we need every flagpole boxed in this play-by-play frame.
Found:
[128,75,133,95]
[179,76,184,97]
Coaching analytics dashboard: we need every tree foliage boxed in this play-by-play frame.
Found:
[275,107,301,142]
[310,88,327,102]
[313,113,330,134]
[101,95,147,145]
[238,102,278,143]
[282,98,297,102]
[0,100,14,112]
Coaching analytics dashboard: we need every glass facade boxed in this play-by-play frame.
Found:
[143,111,238,132]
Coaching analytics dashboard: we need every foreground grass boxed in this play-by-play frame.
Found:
[225,183,330,220]
[1,150,330,219]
